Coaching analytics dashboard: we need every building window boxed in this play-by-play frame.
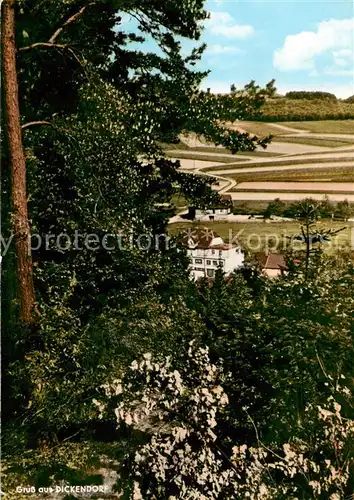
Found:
[213,260,218,266]
[206,260,211,265]
[195,267,204,271]
[211,249,215,255]
[206,269,215,278]
[220,261,224,267]
[195,259,202,264]
[219,251,222,257]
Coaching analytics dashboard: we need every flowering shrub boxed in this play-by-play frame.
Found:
[95,344,353,499]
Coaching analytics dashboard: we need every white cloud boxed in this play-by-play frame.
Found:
[324,68,353,76]
[273,18,354,72]
[207,11,255,39]
[205,44,243,54]
[332,48,353,68]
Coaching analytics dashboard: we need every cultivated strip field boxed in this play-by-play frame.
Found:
[166,120,354,202]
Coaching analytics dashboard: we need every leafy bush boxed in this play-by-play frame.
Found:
[98,340,354,499]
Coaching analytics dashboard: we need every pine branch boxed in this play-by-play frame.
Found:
[49,4,93,44]
[18,42,68,52]
[18,3,95,52]
[22,120,53,129]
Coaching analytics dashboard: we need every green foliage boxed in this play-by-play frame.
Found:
[263,197,354,220]
[263,198,286,218]
[3,1,354,496]
[95,258,354,497]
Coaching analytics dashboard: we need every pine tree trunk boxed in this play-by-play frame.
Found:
[2,0,36,324]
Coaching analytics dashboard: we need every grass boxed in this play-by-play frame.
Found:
[231,200,278,214]
[228,166,354,184]
[231,189,353,195]
[206,157,354,172]
[165,146,282,158]
[171,194,188,210]
[273,136,354,148]
[225,121,289,137]
[279,120,354,134]
[168,220,352,253]
[261,99,354,122]
[289,149,354,158]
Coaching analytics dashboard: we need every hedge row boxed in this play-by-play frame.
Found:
[259,98,354,122]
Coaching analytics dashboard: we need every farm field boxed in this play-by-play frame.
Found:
[261,98,354,122]
[226,121,290,136]
[168,151,247,163]
[226,120,354,137]
[169,220,352,253]
[172,146,283,157]
[165,119,354,203]
[205,157,354,171]
[232,181,354,194]
[278,120,354,134]
[273,136,354,148]
[228,166,354,183]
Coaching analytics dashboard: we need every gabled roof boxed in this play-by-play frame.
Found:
[180,228,222,249]
[254,252,288,270]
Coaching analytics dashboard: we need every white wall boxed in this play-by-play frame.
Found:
[188,247,244,280]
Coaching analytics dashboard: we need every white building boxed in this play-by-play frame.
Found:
[181,228,244,280]
[190,194,232,221]
[195,206,231,219]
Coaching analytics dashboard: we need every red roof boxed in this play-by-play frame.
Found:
[255,253,288,270]
[180,228,222,249]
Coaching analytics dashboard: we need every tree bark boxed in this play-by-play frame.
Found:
[2,0,36,324]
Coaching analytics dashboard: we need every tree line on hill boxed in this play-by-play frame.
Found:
[219,84,354,121]
[262,197,354,220]
[260,98,354,121]
[285,91,338,101]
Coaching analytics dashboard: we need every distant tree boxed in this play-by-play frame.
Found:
[285,91,337,101]
[335,199,353,221]
[263,198,285,219]
[291,199,345,278]
[319,195,334,218]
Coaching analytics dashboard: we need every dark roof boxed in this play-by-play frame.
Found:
[180,228,222,249]
[254,253,288,270]
[221,194,232,202]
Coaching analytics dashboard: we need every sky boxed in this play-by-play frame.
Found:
[122,0,354,98]
[199,0,354,98]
